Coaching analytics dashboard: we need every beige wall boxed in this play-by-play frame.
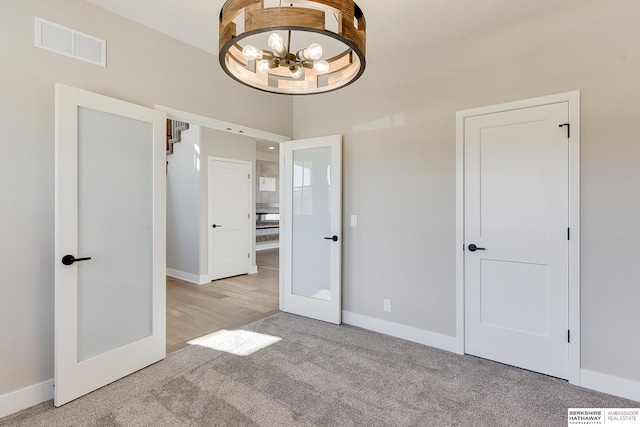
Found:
[0,0,291,397]
[293,0,640,382]
[167,127,201,277]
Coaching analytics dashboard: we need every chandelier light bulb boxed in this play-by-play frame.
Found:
[306,43,323,60]
[257,59,271,73]
[242,45,262,61]
[313,60,330,74]
[290,67,303,79]
[267,32,285,53]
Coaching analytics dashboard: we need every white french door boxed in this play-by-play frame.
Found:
[54,84,166,406]
[281,135,342,324]
[208,157,252,280]
[464,102,569,379]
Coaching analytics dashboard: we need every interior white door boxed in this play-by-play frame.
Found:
[54,84,166,406]
[281,135,342,324]
[208,157,252,280]
[464,102,569,379]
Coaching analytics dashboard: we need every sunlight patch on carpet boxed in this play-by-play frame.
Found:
[188,329,282,356]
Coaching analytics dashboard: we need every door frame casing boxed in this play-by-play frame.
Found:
[207,156,253,280]
[455,91,581,385]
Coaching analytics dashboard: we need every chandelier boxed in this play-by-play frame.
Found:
[219,0,366,95]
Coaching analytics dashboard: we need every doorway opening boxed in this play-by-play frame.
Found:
[158,105,289,354]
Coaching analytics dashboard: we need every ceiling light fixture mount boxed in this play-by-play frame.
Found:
[219,0,366,95]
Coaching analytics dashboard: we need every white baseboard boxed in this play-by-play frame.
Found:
[249,265,258,275]
[166,268,209,285]
[0,379,53,418]
[342,311,458,354]
[580,369,640,403]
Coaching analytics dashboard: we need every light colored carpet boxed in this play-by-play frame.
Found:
[1,313,636,426]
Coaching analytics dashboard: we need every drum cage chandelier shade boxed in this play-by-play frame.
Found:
[219,0,366,95]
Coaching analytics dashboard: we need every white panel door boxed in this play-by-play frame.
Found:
[208,158,252,280]
[55,84,166,406]
[464,102,569,379]
[282,135,342,324]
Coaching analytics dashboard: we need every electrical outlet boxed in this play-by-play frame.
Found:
[350,215,358,227]
[383,299,392,313]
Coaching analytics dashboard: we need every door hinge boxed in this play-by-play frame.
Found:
[248,213,250,219]
[559,123,570,139]
[568,330,571,343]
[248,173,251,179]
[248,253,250,259]
[567,228,570,240]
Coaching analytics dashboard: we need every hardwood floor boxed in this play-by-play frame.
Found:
[166,248,279,354]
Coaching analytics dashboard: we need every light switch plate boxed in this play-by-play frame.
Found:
[350,215,358,227]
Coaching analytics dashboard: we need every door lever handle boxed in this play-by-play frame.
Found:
[212,224,222,229]
[61,255,92,265]
[324,235,339,242]
[468,244,485,252]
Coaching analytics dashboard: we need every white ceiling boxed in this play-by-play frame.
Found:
[84,0,584,58]
[256,139,279,155]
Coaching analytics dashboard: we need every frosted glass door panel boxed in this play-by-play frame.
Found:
[292,147,332,301]
[77,107,153,362]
